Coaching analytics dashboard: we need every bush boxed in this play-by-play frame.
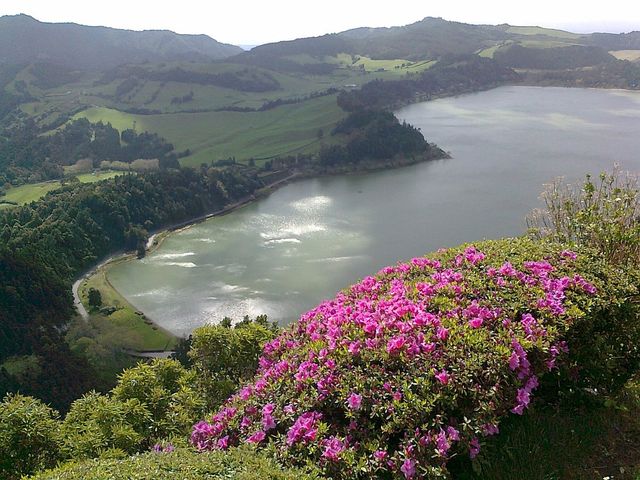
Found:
[189,316,279,410]
[61,391,150,459]
[111,359,206,441]
[61,359,206,460]
[0,394,62,479]
[527,168,640,265]
[190,238,640,479]
[30,447,322,480]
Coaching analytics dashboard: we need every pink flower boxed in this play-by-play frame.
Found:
[435,430,450,456]
[436,326,449,341]
[322,436,346,462]
[446,426,460,441]
[508,351,520,370]
[374,450,388,461]
[499,262,517,276]
[348,340,361,355]
[216,435,229,450]
[347,392,363,411]
[468,317,483,328]
[386,335,406,355]
[400,458,416,478]
[247,430,266,443]
[482,423,499,436]
[286,411,322,446]
[469,437,481,458]
[435,370,450,385]
[262,414,276,431]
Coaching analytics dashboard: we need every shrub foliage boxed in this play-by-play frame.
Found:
[527,168,640,265]
[0,394,62,480]
[191,238,640,479]
[30,447,321,480]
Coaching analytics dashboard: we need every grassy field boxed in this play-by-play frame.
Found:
[610,50,640,61]
[478,45,504,58]
[0,171,126,207]
[1,181,61,205]
[506,26,582,39]
[79,261,177,352]
[75,94,347,166]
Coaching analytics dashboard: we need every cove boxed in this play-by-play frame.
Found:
[108,86,640,336]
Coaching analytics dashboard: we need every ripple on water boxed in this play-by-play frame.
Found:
[290,195,332,212]
[263,238,302,245]
[158,261,197,268]
[259,222,326,240]
[154,252,195,259]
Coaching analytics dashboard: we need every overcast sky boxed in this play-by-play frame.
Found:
[1,0,638,46]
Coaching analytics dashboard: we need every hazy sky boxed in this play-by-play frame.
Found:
[1,0,638,45]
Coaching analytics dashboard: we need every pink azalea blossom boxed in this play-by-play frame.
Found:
[401,458,416,478]
[468,317,483,328]
[435,370,450,385]
[347,392,363,411]
[247,430,266,443]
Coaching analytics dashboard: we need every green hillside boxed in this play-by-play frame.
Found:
[74,95,346,166]
[0,14,242,69]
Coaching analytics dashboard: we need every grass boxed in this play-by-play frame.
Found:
[1,181,60,205]
[506,26,582,39]
[610,50,640,62]
[478,45,503,58]
[0,171,126,207]
[74,95,347,166]
[1,355,40,378]
[78,260,177,352]
[450,379,640,480]
[75,171,124,183]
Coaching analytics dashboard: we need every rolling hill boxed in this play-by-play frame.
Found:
[0,14,242,70]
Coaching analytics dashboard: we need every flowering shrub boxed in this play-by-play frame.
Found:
[527,168,640,265]
[191,238,639,479]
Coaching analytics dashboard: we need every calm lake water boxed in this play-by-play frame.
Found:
[109,86,640,336]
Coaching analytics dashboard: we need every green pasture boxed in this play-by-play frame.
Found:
[506,25,582,39]
[74,94,347,165]
[0,171,125,207]
[1,181,60,205]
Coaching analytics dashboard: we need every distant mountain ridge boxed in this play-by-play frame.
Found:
[0,14,243,69]
[239,17,509,62]
[234,16,639,69]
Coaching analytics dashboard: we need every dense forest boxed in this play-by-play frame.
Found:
[319,110,440,166]
[0,118,179,186]
[0,166,263,409]
[337,55,520,111]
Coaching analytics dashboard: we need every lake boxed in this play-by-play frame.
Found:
[108,86,640,336]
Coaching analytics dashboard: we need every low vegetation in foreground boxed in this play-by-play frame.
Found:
[191,238,639,479]
[0,170,637,480]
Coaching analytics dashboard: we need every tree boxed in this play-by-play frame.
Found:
[87,288,102,309]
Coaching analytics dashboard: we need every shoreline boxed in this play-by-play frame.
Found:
[72,151,447,341]
[73,82,638,340]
